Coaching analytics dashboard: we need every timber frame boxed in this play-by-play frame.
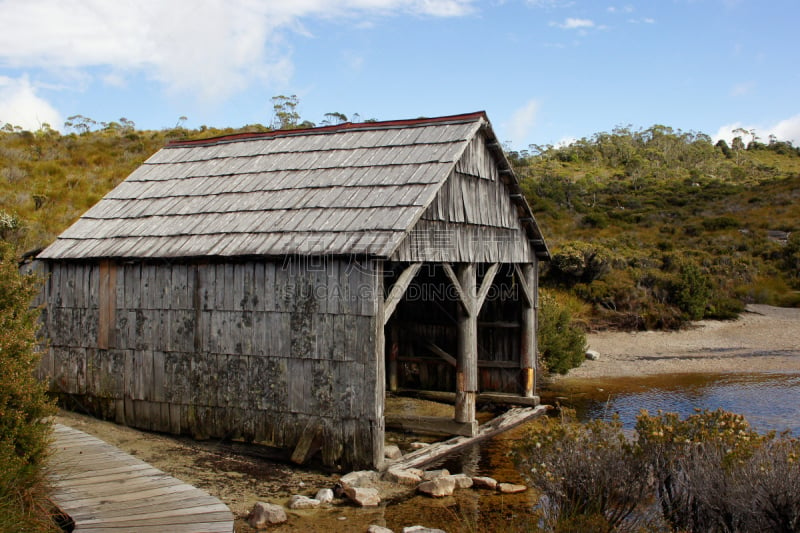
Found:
[33,111,549,469]
[381,259,538,437]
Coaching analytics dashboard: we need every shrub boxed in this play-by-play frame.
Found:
[705,294,746,319]
[516,409,800,533]
[516,414,652,531]
[671,261,711,320]
[537,290,587,374]
[702,216,741,231]
[0,244,55,531]
[581,212,609,229]
[547,241,613,285]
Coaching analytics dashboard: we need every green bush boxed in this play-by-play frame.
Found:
[580,212,609,229]
[547,241,613,285]
[671,261,711,320]
[0,244,55,531]
[702,215,741,231]
[537,290,587,374]
[705,294,746,319]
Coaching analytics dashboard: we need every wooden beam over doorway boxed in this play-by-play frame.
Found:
[383,262,422,326]
[475,263,500,312]
[513,263,535,309]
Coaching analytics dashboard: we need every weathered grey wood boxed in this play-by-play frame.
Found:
[519,263,537,397]
[385,414,477,437]
[384,406,549,472]
[371,260,386,469]
[35,116,549,472]
[97,260,116,350]
[290,421,322,465]
[423,341,457,367]
[382,262,422,325]
[514,263,535,309]
[388,324,400,392]
[395,389,540,407]
[442,263,471,316]
[455,263,477,425]
[49,424,233,532]
[475,262,500,313]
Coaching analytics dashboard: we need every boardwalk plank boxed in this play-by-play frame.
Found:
[48,424,233,533]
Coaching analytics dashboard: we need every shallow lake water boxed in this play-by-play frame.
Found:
[279,372,800,531]
[542,371,800,436]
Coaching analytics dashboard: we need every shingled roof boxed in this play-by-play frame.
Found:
[39,111,547,260]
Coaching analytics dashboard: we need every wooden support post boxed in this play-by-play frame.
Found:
[519,263,537,398]
[454,264,477,427]
[372,260,386,469]
[388,324,399,392]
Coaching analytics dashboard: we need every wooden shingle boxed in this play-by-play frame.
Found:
[39,112,548,261]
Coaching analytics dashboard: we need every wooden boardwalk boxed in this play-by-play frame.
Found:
[48,423,234,532]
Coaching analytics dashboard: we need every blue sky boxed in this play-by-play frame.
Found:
[0,0,798,150]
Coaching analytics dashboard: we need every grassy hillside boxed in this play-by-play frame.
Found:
[0,122,268,252]
[1,121,797,331]
[511,125,800,329]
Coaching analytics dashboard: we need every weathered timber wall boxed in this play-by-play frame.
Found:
[36,257,383,469]
[392,132,535,264]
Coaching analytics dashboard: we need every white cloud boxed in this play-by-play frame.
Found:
[527,0,575,8]
[0,75,62,130]
[506,99,540,145]
[0,0,475,103]
[551,17,595,29]
[713,114,800,146]
[408,0,475,16]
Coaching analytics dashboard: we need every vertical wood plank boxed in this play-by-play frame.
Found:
[223,263,235,311]
[97,261,116,350]
[326,259,340,315]
[263,262,276,312]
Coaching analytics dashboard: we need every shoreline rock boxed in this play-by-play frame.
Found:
[247,502,287,528]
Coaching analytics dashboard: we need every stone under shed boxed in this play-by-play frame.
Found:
[33,111,550,469]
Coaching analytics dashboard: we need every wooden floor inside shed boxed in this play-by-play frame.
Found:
[48,423,233,532]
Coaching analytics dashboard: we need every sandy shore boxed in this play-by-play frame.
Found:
[558,304,800,380]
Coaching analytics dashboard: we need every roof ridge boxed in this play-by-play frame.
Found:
[166,111,488,148]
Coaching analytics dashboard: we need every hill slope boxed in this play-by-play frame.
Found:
[1,122,797,329]
[510,125,800,329]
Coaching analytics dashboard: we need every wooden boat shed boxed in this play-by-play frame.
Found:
[34,111,550,469]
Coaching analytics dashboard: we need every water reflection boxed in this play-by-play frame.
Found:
[366,373,800,530]
[542,372,800,436]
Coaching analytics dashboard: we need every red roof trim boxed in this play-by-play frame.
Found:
[166,111,488,148]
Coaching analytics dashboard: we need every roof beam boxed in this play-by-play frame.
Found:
[475,263,500,314]
[514,264,535,309]
[383,262,422,326]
